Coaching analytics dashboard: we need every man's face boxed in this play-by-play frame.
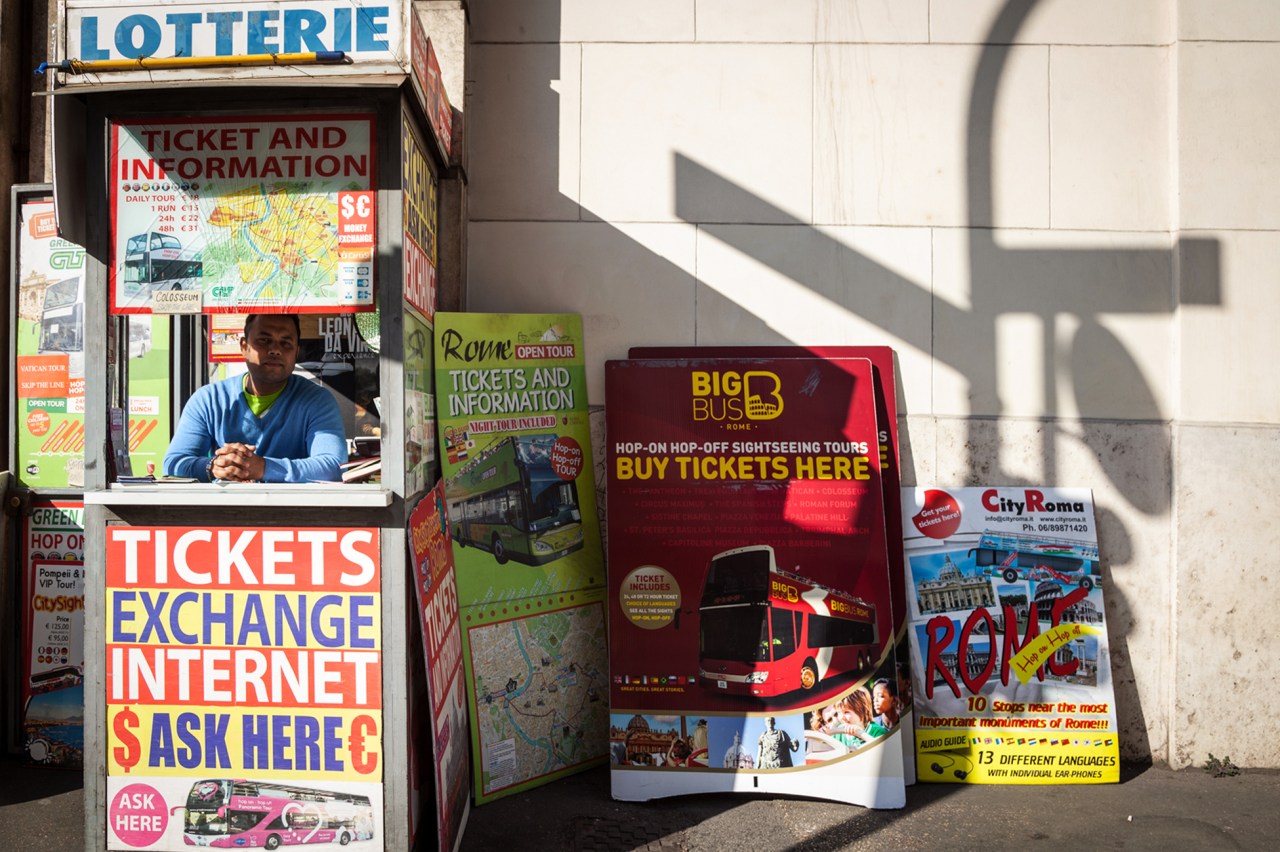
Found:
[765,717,775,730]
[241,316,298,393]
[874,684,893,714]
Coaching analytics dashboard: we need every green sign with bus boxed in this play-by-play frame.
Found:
[434,312,608,804]
[14,197,171,488]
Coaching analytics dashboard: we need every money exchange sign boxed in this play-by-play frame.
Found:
[105,525,384,850]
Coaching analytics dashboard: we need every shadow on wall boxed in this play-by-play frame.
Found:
[470,0,1222,767]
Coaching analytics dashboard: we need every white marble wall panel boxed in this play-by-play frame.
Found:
[1178,231,1280,424]
[468,44,582,221]
[580,44,813,224]
[1179,42,1280,230]
[814,45,1049,228]
[468,221,698,403]
[691,224,934,414]
[1178,0,1280,41]
[462,0,1280,770]
[931,0,1173,46]
[1050,47,1171,232]
[560,0,696,42]
[899,415,937,487]
[816,0,929,43]
[469,0,696,43]
[928,416,1174,762]
[1174,424,1280,767]
[696,0,816,43]
[932,229,1175,419]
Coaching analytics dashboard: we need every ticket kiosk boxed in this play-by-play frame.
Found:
[43,3,467,850]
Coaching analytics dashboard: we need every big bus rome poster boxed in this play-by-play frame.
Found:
[605,356,905,808]
[631,344,915,785]
[901,487,1119,783]
[433,313,609,804]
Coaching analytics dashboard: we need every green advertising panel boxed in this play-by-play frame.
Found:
[434,312,607,803]
[15,197,170,488]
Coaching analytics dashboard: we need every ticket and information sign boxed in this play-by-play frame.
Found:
[109,114,376,315]
[433,312,608,804]
[901,487,1119,783]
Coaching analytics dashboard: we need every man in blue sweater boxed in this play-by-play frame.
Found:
[163,314,346,483]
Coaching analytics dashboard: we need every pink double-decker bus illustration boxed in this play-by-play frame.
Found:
[183,779,374,848]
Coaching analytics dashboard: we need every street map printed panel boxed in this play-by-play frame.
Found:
[468,603,609,797]
[109,114,376,314]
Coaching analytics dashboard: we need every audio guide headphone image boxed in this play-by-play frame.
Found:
[928,752,973,781]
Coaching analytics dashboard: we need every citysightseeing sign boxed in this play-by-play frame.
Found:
[62,2,410,86]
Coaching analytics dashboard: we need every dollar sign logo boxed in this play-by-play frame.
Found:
[112,707,141,774]
[348,715,379,775]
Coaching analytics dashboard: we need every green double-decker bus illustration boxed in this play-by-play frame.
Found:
[445,434,585,566]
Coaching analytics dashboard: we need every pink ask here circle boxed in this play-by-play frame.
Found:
[550,436,584,480]
[110,783,168,847]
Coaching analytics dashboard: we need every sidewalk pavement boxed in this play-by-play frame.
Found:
[4,755,1277,851]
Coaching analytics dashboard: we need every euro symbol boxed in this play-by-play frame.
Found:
[112,706,141,773]
[348,715,379,775]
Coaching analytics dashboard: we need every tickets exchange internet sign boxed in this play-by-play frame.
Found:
[105,525,383,850]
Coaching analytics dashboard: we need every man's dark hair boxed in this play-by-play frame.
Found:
[244,313,301,339]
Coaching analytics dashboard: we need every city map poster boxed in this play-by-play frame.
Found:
[104,526,384,850]
[605,357,905,808]
[109,113,376,314]
[631,345,914,783]
[433,312,609,804]
[408,485,471,852]
[21,499,85,767]
[901,487,1119,784]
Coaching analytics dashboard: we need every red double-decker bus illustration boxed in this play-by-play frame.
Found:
[698,545,877,698]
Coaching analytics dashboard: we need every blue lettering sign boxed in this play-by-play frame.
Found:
[115,14,161,59]
[74,7,391,61]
